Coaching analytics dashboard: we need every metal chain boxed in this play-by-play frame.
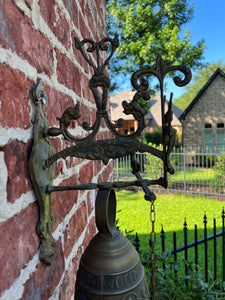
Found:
[150,200,157,299]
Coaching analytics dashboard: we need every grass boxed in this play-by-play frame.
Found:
[114,163,217,183]
[115,189,225,285]
[170,167,216,183]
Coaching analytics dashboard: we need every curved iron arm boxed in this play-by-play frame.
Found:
[29,35,192,265]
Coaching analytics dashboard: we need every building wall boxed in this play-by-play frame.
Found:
[0,1,112,299]
[182,75,225,151]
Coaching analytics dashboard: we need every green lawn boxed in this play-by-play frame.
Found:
[115,189,225,284]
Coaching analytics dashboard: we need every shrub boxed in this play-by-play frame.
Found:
[214,152,225,192]
[145,130,162,146]
[144,251,225,300]
[145,129,182,148]
[120,226,225,299]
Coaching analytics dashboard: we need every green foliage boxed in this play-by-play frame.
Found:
[116,190,225,283]
[145,130,163,146]
[174,61,225,110]
[144,251,225,299]
[119,223,225,299]
[145,130,182,148]
[214,152,225,193]
[107,0,205,90]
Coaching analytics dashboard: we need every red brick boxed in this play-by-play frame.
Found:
[71,31,90,75]
[79,10,90,40]
[21,239,65,300]
[51,174,80,230]
[0,202,39,294]
[64,201,87,258]
[56,49,81,96]
[59,246,82,300]
[0,1,54,76]
[80,72,95,101]
[63,0,79,29]
[79,161,94,184]
[39,0,71,50]
[0,65,34,128]
[82,215,96,249]
[2,140,32,203]
[43,84,75,126]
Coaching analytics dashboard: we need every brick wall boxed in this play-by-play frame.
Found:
[182,75,225,151]
[0,1,113,299]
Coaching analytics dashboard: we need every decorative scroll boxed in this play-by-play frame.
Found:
[29,35,192,264]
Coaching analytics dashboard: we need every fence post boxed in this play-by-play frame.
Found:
[161,225,166,271]
[194,224,198,270]
[183,147,187,195]
[203,212,208,283]
[173,231,177,278]
[213,218,217,282]
[183,218,188,282]
[116,158,119,181]
[222,208,225,285]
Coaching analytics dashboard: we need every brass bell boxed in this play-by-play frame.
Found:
[75,188,149,299]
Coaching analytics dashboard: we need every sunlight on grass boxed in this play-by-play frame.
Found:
[116,189,223,235]
[115,190,225,283]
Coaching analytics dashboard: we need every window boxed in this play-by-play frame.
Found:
[130,127,134,132]
[204,132,213,152]
[217,123,224,128]
[216,131,225,153]
[205,123,212,129]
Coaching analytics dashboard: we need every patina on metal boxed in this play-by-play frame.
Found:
[29,34,192,268]
[29,80,56,265]
[75,188,149,299]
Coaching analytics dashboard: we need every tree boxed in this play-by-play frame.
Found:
[107,0,205,89]
[174,61,225,110]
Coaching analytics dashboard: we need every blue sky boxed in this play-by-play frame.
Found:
[112,0,225,99]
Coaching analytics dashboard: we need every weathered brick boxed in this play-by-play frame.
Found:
[80,72,94,101]
[1,140,32,203]
[86,189,97,216]
[79,161,94,184]
[56,49,81,96]
[72,31,90,75]
[0,202,39,294]
[82,215,96,249]
[63,0,79,29]
[39,0,71,50]
[64,201,87,258]
[52,174,79,230]
[43,84,75,126]
[0,65,34,129]
[59,247,82,300]
[21,239,65,300]
[79,10,90,40]
[0,0,54,76]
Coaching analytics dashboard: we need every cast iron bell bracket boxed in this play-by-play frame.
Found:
[29,34,192,265]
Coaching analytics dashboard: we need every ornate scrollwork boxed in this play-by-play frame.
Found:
[30,35,192,264]
[43,35,192,197]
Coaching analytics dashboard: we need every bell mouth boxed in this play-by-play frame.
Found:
[95,188,116,235]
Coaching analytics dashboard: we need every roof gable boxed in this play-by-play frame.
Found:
[179,68,225,121]
[110,91,183,127]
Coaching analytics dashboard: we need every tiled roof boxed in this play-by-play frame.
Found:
[110,90,183,127]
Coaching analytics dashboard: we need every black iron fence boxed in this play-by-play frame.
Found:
[134,208,225,288]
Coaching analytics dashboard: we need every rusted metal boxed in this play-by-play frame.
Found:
[29,34,192,270]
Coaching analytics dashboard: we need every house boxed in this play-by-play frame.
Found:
[110,90,183,134]
[179,68,225,152]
